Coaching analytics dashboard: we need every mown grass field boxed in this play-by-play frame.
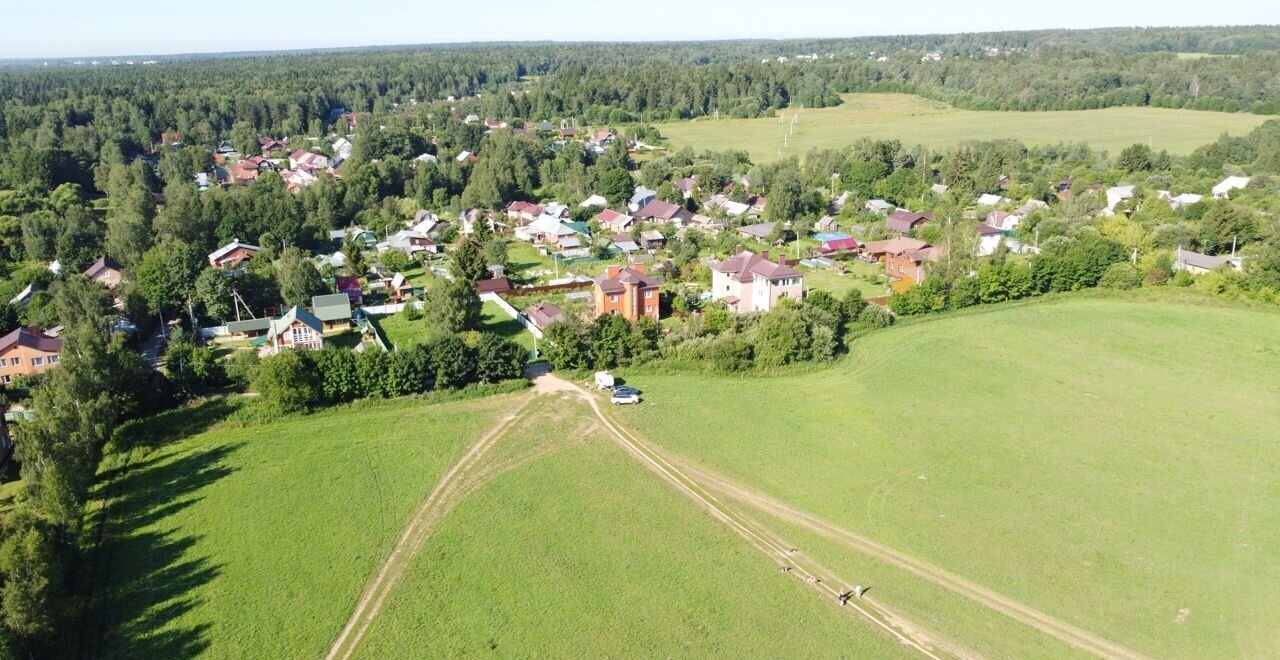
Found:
[354,394,906,657]
[373,300,534,351]
[656,93,1270,162]
[84,394,514,659]
[614,294,1280,658]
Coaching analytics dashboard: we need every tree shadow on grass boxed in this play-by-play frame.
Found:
[81,428,245,659]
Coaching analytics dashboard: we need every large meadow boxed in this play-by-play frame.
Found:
[613,294,1280,658]
[655,93,1270,162]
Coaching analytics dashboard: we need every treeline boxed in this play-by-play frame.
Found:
[541,289,892,375]
[0,279,171,656]
[250,332,526,415]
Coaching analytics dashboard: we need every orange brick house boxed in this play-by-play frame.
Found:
[0,326,62,384]
[593,265,660,321]
[208,240,260,269]
[864,236,942,284]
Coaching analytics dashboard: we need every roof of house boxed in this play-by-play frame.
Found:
[715,250,801,282]
[674,177,697,193]
[630,186,657,204]
[1213,175,1251,194]
[818,237,863,253]
[595,209,634,226]
[640,230,665,242]
[270,306,324,336]
[227,317,272,333]
[525,301,565,328]
[0,326,62,354]
[636,199,683,220]
[737,222,776,239]
[1175,247,1233,270]
[208,240,260,263]
[83,256,123,278]
[311,293,352,322]
[475,278,512,294]
[863,236,929,256]
[525,214,577,237]
[930,183,949,195]
[579,194,609,208]
[976,223,1004,236]
[335,275,363,296]
[885,210,932,233]
[506,200,545,215]
[866,199,893,210]
[595,266,659,293]
[612,238,640,253]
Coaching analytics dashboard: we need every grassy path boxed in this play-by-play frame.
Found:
[324,393,539,660]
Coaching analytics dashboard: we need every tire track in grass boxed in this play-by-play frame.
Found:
[324,393,537,660]
[666,454,1149,660]
[545,375,953,659]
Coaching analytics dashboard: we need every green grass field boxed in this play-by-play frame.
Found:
[85,389,910,658]
[656,93,1269,162]
[373,301,535,351]
[353,394,906,657]
[613,294,1280,658]
[84,395,511,659]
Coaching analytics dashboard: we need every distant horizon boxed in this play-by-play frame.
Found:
[4,0,1279,60]
[4,24,1279,63]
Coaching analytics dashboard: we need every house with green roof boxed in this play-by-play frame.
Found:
[267,306,324,354]
[311,293,353,331]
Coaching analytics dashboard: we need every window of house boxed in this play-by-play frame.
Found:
[49,355,59,364]
[644,290,653,299]
[31,357,44,366]
[645,305,653,312]
[610,294,619,303]
[0,375,9,384]
[10,357,18,366]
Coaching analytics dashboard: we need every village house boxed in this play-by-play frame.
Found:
[629,187,657,213]
[593,265,660,321]
[83,256,124,290]
[885,210,933,234]
[208,240,260,269]
[930,183,950,196]
[476,277,513,295]
[1164,192,1203,209]
[0,326,62,384]
[517,213,580,244]
[335,275,364,306]
[289,149,330,171]
[234,155,276,184]
[865,199,893,214]
[524,301,566,331]
[595,208,636,233]
[977,193,1010,207]
[311,293,353,331]
[817,237,862,257]
[381,272,416,303]
[985,210,1021,231]
[736,222,776,243]
[1104,185,1135,213]
[1212,176,1250,199]
[383,229,437,257]
[267,306,325,354]
[674,177,698,200]
[815,216,838,233]
[1173,246,1245,275]
[639,230,666,251]
[712,248,804,314]
[975,224,1005,256]
[864,236,940,283]
[611,234,641,255]
[579,194,608,209]
[330,226,378,250]
[506,201,545,224]
[635,199,688,225]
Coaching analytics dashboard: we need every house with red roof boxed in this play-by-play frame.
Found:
[817,237,863,256]
[712,248,803,313]
[335,275,364,306]
[595,208,635,232]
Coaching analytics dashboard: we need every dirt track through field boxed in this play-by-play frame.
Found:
[573,375,1148,660]
[324,393,538,660]
[550,375,957,659]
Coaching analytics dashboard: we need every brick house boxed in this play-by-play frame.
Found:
[593,265,660,321]
[0,326,62,384]
[208,240,260,269]
[83,256,124,290]
[864,236,941,283]
[884,210,933,233]
[711,248,804,313]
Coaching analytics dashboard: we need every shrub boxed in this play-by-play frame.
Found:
[475,333,526,383]
[1098,263,1142,290]
[857,304,893,328]
[252,350,322,414]
[430,333,476,389]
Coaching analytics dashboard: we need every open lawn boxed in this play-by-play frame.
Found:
[803,260,890,300]
[83,394,519,659]
[656,93,1269,162]
[614,294,1280,658]
[370,310,426,349]
[480,300,536,352]
[371,302,535,352]
[353,394,906,657]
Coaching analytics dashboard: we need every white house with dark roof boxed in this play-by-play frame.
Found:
[712,248,804,313]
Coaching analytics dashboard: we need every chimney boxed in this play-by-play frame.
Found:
[735,244,744,255]
[761,250,769,262]
[778,253,787,266]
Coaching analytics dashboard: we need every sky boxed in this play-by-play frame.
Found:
[4,0,1279,59]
